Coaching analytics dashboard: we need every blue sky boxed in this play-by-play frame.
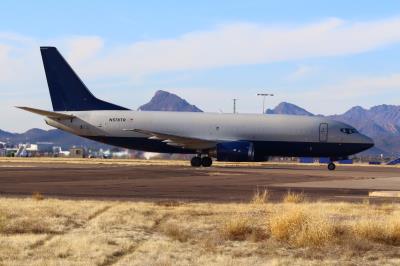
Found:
[2,0,400,131]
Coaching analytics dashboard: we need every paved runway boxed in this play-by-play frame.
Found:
[1,159,400,202]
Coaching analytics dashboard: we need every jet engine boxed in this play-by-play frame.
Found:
[213,141,255,162]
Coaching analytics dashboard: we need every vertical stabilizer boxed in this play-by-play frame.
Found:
[40,46,128,111]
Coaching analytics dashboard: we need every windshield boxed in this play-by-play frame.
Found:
[340,128,358,134]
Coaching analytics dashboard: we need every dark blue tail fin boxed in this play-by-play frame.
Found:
[40,46,129,111]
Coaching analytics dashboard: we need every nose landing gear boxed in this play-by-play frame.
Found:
[327,162,336,171]
[190,155,213,167]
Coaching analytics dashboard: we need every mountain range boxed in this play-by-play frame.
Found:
[267,102,399,156]
[1,91,399,156]
[0,128,110,150]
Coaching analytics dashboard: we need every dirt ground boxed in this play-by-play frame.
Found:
[0,158,400,203]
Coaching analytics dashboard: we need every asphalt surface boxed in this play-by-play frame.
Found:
[1,160,400,202]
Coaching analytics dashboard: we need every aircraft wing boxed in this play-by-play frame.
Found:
[125,129,217,150]
[16,106,75,120]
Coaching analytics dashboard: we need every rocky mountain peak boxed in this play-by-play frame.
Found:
[138,90,203,112]
[266,102,313,116]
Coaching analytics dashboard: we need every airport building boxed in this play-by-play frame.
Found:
[69,147,85,158]
[0,142,6,157]
[14,142,55,157]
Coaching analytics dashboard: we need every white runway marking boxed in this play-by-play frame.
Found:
[272,176,400,190]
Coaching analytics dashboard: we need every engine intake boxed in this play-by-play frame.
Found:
[215,141,255,162]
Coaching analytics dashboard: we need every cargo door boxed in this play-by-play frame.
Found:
[319,123,328,142]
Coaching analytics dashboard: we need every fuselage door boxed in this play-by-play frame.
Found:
[319,123,328,142]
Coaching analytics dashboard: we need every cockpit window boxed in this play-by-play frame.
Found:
[340,128,358,134]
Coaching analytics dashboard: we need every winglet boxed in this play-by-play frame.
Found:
[16,106,75,119]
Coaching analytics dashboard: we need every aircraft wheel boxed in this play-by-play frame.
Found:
[328,162,336,171]
[201,156,213,167]
[190,156,202,167]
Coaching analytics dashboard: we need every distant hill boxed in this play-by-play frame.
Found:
[0,129,14,139]
[138,90,203,112]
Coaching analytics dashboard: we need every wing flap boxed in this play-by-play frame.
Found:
[124,128,217,150]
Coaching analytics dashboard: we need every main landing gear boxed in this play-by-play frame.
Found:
[327,162,336,171]
[190,156,213,167]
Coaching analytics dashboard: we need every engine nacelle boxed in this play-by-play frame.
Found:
[214,141,255,162]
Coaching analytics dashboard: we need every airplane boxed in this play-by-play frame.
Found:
[18,47,374,170]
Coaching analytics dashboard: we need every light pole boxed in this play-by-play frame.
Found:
[257,93,274,114]
[232,98,238,114]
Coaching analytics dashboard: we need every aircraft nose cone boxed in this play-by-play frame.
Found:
[361,135,374,149]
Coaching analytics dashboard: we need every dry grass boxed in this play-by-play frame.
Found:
[220,216,255,241]
[269,206,337,247]
[250,187,270,204]
[32,191,44,201]
[350,216,400,245]
[160,222,191,242]
[155,200,183,207]
[0,211,5,233]
[0,198,400,265]
[283,190,305,203]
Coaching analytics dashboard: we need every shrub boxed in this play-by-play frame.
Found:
[351,219,384,242]
[387,218,400,245]
[220,216,267,241]
[269,207,337,247]
[350,217,400,245]
[269,208,307,242]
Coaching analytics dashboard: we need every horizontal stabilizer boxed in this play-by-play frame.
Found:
[16,106,75,119]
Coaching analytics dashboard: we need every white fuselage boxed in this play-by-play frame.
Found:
[45,110,374,158]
